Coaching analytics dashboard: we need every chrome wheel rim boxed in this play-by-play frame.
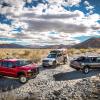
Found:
[85,68,89,73]
[20,76,27,83]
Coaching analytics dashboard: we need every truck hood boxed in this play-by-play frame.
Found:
[43,58,56,61]
[17,63,37,70]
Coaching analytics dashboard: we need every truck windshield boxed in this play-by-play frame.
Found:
[15,60,32,66]
[76,56,85,61]
[47,53,57,58]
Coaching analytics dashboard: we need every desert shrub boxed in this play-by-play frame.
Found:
[80,49,86,53]
[0,49,52,63]
[24,50,30,56]
[29,52,41,63]
[68,49,74,56]
[68,48,81,56]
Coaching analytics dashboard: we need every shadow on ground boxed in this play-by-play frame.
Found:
[54,69,100,81]
[0,77,22,92]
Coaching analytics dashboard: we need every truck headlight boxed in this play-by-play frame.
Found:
[49,60,53,64]
[28,70,32,72]
[81,63,85,66]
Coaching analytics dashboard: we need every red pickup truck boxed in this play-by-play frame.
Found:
[0,59,39,83]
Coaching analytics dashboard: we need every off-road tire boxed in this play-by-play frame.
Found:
[83,66,89,74]
[53,61,57,67]
[19,75,28,84]
[0,74,3,78]
[63,57,67,64]
[76,69,80,71]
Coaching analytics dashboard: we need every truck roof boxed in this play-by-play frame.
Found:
[82,56,100,57]
[0,58,29,62]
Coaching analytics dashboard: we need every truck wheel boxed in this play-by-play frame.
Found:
[19,75,28,84]
[53,61,57,67]
[83,66,89,74]
[0,74,3,78]
[63,58,67,64]
[42,65,45,67]
[76,69,80,71]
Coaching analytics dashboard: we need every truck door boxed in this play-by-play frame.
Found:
[1,61,16,77]
[90,57,99,68]
[96,57,100,68]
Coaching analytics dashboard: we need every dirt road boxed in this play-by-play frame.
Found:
[0,64,100,100]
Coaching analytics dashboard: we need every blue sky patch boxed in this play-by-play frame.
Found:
[0,14,12,25]
[11,27,23,33]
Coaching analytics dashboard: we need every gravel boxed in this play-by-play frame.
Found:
[0,64,100,100]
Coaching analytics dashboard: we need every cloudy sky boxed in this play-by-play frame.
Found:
[0,0,100,46]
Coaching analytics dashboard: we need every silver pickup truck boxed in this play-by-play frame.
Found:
[70,56,100,74]
[42,49,68,67]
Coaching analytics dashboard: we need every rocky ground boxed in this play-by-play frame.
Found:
[0,64,100,100]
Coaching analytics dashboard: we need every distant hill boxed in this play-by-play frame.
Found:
[1,37,100,49]
[0,43,26,48]
[73,37,100,48]
[27,44,71,49]
[0,43,72,49]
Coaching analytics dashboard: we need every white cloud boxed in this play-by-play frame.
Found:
[27,0,32,3]
[0,0,100,46]
[84,1,90,6]
[86,5,94,10]
[84,0,94,15]
[66,0,81,6]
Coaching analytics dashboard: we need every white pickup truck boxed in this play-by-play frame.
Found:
[42,49,68,67]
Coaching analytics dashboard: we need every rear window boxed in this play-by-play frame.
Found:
[97,57,100,62]
[91,57,100,63]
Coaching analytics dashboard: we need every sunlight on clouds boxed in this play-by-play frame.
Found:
[0,0,100,45]
[84,0,94,15]
[84,1,90,6]
[0,0,25,16]
[27,0,32,3]
[66,0,81,6]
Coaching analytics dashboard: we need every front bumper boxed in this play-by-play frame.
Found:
[42,61,53,67]
[27,67,39,77]
[70,64,82,70]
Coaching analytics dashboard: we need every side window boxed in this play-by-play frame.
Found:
[2,61,8,67]
[0,61,2,66]
[8,62,13,68]
[97,58,100,63]
[84,58,89,62]
[2,61,13,68]
[91,57,97,63]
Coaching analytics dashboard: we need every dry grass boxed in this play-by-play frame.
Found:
[0,49,52,63]
[68,48,100,56]
[0,48,100,63]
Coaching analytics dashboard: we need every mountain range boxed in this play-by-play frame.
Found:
[73,37,100,48]
[0,43,26,48]
[0,37,100,49]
